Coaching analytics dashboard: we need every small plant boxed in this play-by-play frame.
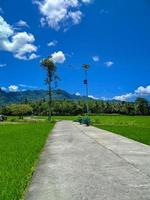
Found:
[82,117,91,126]
[75,116,92,126]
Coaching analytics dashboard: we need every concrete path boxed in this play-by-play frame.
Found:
[25,121,150,200]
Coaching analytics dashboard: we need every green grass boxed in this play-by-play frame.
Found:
[92,115,150,145]
[2,115,150,200]
[0,122,54,200]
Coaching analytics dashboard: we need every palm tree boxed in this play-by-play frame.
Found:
[41,56,57,121]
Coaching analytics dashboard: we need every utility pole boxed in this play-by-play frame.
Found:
[83,64,90,115]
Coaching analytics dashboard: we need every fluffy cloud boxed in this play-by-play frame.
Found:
[68,11,82,24]
[92,56,100,62]
[0,16,13,38]
[16,20,29,28]
[75,92,81,96]
[51,51,66,63]
[0,16,38,60]
[113,93,134,101]
[105,61,114,67]
[1,87,7,91]
[8,85,19,92]
[28,53,40,60]
[34,0,92,30]
[135,85,150,95]
[113,85,150,101]
[47,40,58,47]
[81,0,92,3]
[1,84,38,92]
[88,95,99,100]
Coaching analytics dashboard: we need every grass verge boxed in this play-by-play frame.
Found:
[0,122,54,200]
[93,116,150,145]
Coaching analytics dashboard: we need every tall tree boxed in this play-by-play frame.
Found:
[135,97,149,115]
[41,57,57,121]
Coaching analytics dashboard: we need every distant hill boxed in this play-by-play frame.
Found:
[0,89,87,105]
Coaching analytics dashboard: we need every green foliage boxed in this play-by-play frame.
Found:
[41,57,58,121]
[75,116,92,126]
[135,97,149,115]
[0,122,54,200]
[41,57,56,75]
[7,104,33,118]
[1,97,150,117]
[82,117,91,126]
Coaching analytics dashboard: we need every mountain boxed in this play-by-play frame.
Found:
[0,89,86,105]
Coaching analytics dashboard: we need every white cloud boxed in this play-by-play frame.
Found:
[0,16,38,60]
[113,85,150,101]
[113,93,134,101]
[1,84,38,92]
[8,85,19,92]
[51,51,66,64]
[16,20,29,28]
[34,0,92,30]
[47,40,58,47]
[28,53,40,60]
[75,92,81,96]
[0,63,6,67]
[0,16,13,38]
[88,95,99,100]
[105,61,114,67]
[135,85,150,95]
[92,56,100,62]
[68,11,82,25]
[1,87,7,91]
[82,0,92,3]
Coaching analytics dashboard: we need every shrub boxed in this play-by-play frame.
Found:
[8,104,33,119]
[75,116,92,126]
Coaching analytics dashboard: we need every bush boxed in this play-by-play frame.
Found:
[75,116,92,126]
[82,117,91,126]
[8,104,33,119]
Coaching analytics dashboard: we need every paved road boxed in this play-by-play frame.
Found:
[25,121,150,200]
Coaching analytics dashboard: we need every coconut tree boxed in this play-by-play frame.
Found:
[41,56,57,121]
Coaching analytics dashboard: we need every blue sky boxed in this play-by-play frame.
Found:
[0,0,150,101]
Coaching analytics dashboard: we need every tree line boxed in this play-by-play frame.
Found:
[0,97,150,117]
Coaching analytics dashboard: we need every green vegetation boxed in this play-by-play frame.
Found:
[0,114,150,200]
[41,56,58,121]
[92,115,150,145]
[75,116,92,126]
[7,104,33,119]
[0,122,54,200]
[1,97,149,117]
[4,115,150,146]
